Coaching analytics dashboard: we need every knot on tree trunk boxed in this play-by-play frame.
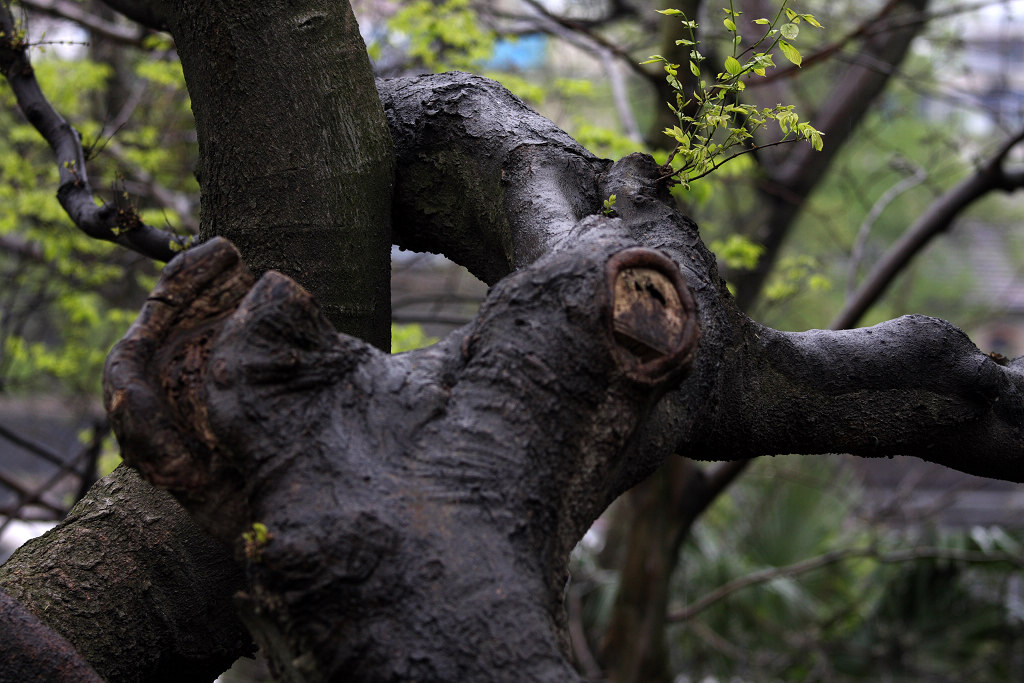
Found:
[607,247,699,384]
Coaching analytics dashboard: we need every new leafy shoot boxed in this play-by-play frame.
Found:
[647,2,824,187]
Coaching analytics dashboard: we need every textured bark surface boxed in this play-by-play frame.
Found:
[0,466,251,682]
[0,590,103,683]
[95,77,1024,682]
[103,236,699,681]
[166,0,394,348]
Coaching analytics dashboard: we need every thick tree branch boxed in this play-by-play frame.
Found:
[0,466,251,682]
[103,236,700,680]
[0,589,103,682]
[696,315,1024,481]
[0,1,187,261]
[7,57,1023,681]
[381,72,1024,484]
[381,72,612,284]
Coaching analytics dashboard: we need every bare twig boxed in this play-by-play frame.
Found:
[515,0,657,85]
[668,545,1024,623]
[0,469,65,516]
[832,126,1024,329]
[0,418,67,470]
[103,140,199,234]
[599,49,642,143]
[567,585,603,680]
[846,157,927,295]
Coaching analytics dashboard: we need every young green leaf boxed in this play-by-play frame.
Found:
[779,40,802,66]
[802,13,823,28]
[724,56,742,76]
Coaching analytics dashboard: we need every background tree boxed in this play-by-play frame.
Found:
[2,1,1024,683]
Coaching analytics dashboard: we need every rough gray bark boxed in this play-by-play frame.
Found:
[95,74,1024,682]
[103,231,699,681]
[0,590,102,682]
[0,466,250,682]
[165,0,394,349]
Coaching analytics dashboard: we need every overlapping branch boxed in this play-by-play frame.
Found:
[0,0,187,262]
[668,544,1024,623]
[832,126,1024,329]
[18,0,151,47]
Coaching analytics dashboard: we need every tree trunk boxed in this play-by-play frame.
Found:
[166,0,394,348]
[103,233,700,680]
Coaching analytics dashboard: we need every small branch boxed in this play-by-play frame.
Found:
[831,126,1024,329]
[0,436,92,536]
[18,0,151,47]
[846,157,927,295]
[666,138,803,183]
[0,469,65,516]
[567,585,603,680]
[0,420,68,469]
[749,0,903,86]
[0,234,43,261]
[0,1,188,262]
[104,140,199,234]
[667,545,1024,623]
[599,48,642,144]
[390,313,476,327]
[515,0,657,85]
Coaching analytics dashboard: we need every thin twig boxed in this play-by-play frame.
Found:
[665,138,804,183]
[0,421,67,469]
[515,0,657,85]
[668,545,1024,623]
[567,585,603,680]
[846,157,927,295]
[832,125,1024,329]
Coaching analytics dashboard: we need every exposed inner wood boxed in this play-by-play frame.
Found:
[612,267,684,363]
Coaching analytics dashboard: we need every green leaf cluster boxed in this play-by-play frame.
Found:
[763,253,832,303]
[647,2,824,187]
[382,0,495,72]
[709,233,764,270]
[390,323,437,353]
